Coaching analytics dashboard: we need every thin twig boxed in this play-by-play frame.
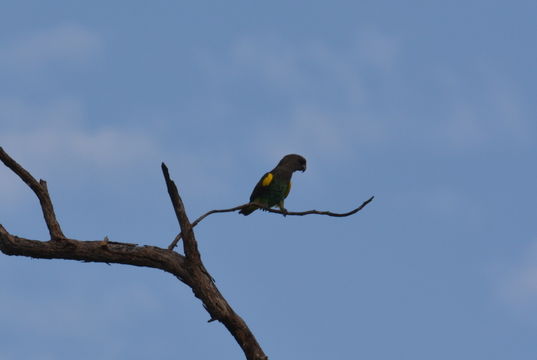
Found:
[169,203,247,250]
[168,196,374,250]
[262,195,375,217]
[0,146,65,240]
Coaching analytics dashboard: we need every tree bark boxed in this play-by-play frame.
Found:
[0,146,373,359]
[0,147,268,360]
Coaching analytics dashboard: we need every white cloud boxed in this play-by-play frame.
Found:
[206,30,534,157]
[0,23,101,70]
[0,97,158,170]
[3,127,157,169]
[230,28,399,95]
[254,107,346,161]
[0,96,161,208]
[253,105,385,163]
[0,96,241,210]
[229,33,383,104]
[218,31,399,159]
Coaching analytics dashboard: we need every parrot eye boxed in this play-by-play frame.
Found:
[297,157,306,171]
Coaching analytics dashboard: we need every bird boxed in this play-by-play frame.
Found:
[239,154,306,216]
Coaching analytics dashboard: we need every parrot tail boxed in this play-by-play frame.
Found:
[239,204,258,216]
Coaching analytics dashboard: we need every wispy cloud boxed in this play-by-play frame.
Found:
[0,97,158,171]
[230,28,399,93]
[228,30,396,103]
[0,96,161,208]
[0,23,101,70]
[0,96,240,208]
[198,29,534,159]
[215,30,399,160]
[253,105,384,163]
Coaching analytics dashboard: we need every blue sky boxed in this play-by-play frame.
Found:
[1,1,536,359]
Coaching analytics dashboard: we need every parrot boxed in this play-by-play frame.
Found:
[239,154,306,216]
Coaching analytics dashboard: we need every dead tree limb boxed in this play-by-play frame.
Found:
[0,147,267,360]
[168,197,375,249]
[0,147,65,240]
[160,163,267,359]
[0,146,373,360]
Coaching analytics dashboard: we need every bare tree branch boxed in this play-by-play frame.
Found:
[168,203,248,250]
[0,147,268,360]
[0,225,189,280]
[168,196,375,250]
[161,163,267,360]
[161,162,198,260]
[0,146,65,240]
[1,148,372,360]
[261,196,375,217]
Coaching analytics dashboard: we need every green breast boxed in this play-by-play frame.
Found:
[253,179,289,208]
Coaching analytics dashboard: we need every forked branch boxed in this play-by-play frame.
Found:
[0,147,267,360]
[0,147,65,240]
[0,146,372,360]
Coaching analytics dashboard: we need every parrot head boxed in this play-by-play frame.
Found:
[277,154,307,172]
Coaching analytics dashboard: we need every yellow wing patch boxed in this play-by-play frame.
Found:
[261,173,273,186]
